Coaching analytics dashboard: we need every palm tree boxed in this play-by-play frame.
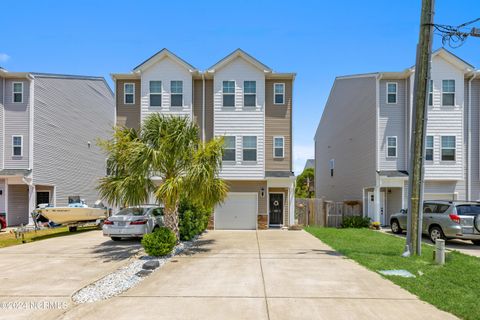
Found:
[98,114,228,239]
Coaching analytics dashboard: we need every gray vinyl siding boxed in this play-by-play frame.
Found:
[314,77,377,201]
[0,77,4,168]
[378,79,407,170]
[4,78,30,169]
[469,79,480,200]
[32,76,114,207]
[8,184,28,226]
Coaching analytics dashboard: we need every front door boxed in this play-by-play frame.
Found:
[367,191,386,225]
[269,193,284,225]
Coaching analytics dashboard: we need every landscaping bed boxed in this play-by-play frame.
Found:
[306,227,480,320]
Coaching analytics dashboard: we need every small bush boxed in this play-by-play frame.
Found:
[141,227,176,256]
[341,216,371,229]
[178,199,211,241]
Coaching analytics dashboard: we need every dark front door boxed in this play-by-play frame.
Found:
[269,193,284,225]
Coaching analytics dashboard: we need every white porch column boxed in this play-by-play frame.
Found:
[28,185,36,225]
[289,182,295,226]
[373,186,381,223]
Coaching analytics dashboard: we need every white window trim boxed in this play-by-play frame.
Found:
[149,81,162,108]
[12,82,23,103]
[386,82,397,104]
[441,79,455,106]
[223,80,236,108]
[428,79,433,106]
[386,136,397,158]
[12,135,23,157]
[170,80,184,107]
[441,135,456,162]
[242,135,257,162]
[425,135,434,161]
[329,158,335,177]
[243,81,257,108]
[124,83,135,105]
[223,136,236,162]
[273,136,285,158]
[273,83,285,105]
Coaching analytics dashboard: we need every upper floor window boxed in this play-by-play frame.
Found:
[124,83,135,104]
[387,136,397,157]
[273,136,284,158]
[170,81,183,107]
[428,80,433,106]
[222,136,236,162]
[242,136,257,161]
[12,135,23,156]
[329,158,335,177]
[442,80,455,106]
[425,135,434,161]
[274,83,285,104]
[244,81,256,107]
[13,82,23,103]
[386,82,397,104]
[441,136,455,161]
[223,81,235,107]
[149,81,162,107]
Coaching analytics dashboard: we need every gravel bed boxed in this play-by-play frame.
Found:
[72,237,197,304]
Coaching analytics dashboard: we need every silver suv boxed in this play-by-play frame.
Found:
[390,201,480,244]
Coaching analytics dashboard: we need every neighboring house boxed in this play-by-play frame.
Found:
[111,49,295,230]
[314,48,480,225]
[0,69,114,226]
[304,159,314,171]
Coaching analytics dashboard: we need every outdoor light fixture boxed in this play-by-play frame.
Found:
[260,187,265,198]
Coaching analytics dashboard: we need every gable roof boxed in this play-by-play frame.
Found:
[207,48,272,73]
[133,48,198,73]
[408,47,474,72]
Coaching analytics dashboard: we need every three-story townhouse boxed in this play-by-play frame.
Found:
[314,48,480,225]
[111,49,295,230]
[0,68,114,226]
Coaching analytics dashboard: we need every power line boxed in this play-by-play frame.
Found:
[433,17,480,48]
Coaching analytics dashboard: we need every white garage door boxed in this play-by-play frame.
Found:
[424,193,456,201]
[215,193,257,230]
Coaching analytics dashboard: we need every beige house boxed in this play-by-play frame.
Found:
[112,49,295,229]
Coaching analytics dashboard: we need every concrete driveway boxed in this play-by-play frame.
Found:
[0,230,141,320]
[59,230,456,320]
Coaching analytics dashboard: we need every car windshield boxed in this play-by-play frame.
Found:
[115,207,149,216]
[455,205,480,216]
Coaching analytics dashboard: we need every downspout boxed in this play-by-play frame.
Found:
[202,73,205,142]
[468,73,477,201]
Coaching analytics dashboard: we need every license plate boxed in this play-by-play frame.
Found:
[116,221,127,227]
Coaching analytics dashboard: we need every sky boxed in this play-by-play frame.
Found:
[1,0,479,174]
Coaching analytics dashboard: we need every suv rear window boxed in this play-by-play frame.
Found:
[456,205,480,216]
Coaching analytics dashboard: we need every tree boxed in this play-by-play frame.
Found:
[98,114,228,239]
[295,168,314,198]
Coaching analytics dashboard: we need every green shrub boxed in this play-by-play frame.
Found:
[141,227,177,256]
[178,199,211,241]
[341,216,371,228]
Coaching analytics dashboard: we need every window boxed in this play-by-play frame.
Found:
[387,82,397,104]
[149,81,162,107]
[273,137,284,158]
[223,81,235,107]
[442,80,455,106]
[274,83,285,104]
[244,81,256,107]
[425,135,434,161]
[428,80,433,106]
[124,83,134,104]
[171,81,183,107]
[13,82,23,103]
[329,159,335,177]
[387,136,397,157]
[223,136,236,161]
[441,136,456,161]
[12,135,22,156]
[242,136,257,161]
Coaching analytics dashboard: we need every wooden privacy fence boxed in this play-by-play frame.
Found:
[295,198,363,227]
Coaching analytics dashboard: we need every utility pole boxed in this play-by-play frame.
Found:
[406,0,435,256]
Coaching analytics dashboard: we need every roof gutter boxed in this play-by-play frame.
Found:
[467,72,478,201]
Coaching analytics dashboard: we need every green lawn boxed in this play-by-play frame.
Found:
[0,226,97,249]
[305,227,480,320]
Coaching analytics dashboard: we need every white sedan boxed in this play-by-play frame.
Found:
[103,205,164,241]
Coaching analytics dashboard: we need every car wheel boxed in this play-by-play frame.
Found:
[111,237,122,241]
[391,220,402,234]
[429,226,445,243]
[471,240,480,246]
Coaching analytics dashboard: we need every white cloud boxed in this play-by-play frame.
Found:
[0,53,10,63]
[293,144,314,175]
